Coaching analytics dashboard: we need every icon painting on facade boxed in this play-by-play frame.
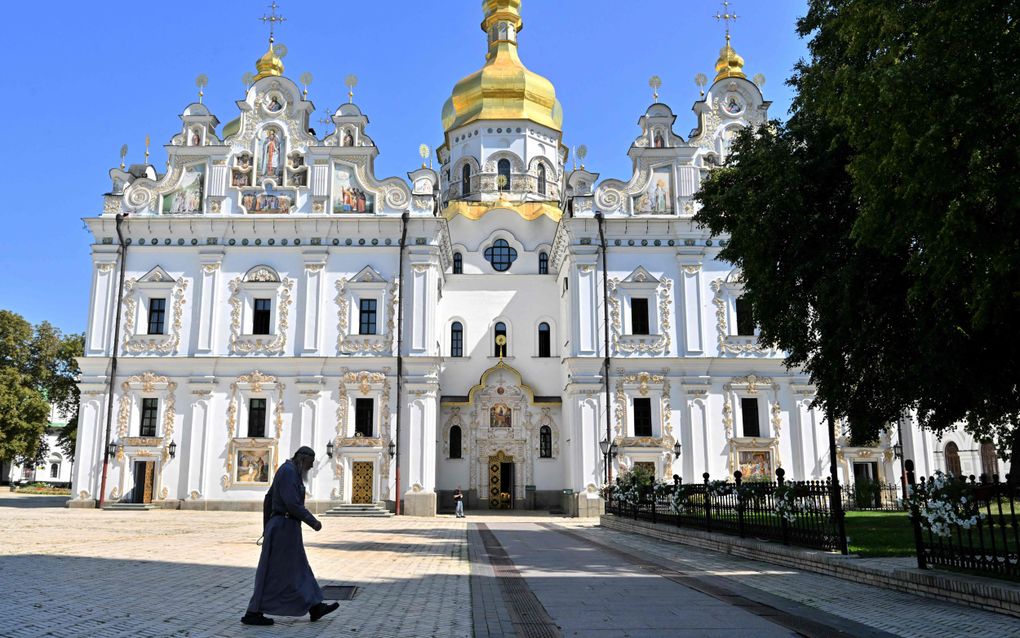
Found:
[738,450,773,480]
[332,166,374,213]
[161,164,205,214]
[258,127,286,181]
[633,165,673,213]
[241,185,295,214]
[490,403,512,428]
[236,448,272,484]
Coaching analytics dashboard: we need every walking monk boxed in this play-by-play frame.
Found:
[241,446,339,626]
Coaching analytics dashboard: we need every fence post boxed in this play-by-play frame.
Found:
[674,474,682,529]
[651,482,657,525]
[905,459,927,569]
[735,470,745,539]
[703,472,712,532]
[777,467,789,546]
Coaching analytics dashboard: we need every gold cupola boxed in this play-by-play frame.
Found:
[253,38,285,81]
[441,0,563,133]
[714,34,746,83]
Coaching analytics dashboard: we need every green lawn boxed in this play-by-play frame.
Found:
[844,511,916,557]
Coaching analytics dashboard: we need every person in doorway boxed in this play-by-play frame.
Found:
[241,446,339,626]
[454,486,465,518]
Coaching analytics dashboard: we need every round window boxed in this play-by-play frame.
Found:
[484,239,518,272]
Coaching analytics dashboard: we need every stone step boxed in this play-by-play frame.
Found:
[103,503,157,511]
[323,502,393,517]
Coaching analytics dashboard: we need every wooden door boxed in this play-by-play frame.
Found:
[133,461,154,504]
[352,462,373,504]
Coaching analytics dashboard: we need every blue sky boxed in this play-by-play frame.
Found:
[1,0,808,334]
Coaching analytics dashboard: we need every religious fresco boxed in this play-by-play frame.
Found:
[332,166,374,213]
[161,164,205,214]
[286,153,308,187]
[241,185,295,214]
[258,127,286,181]
[490,403,512,428]
[235,448,272,484]
[738,450,773,480]
[265,92,285,113]
[231,153,253,188]
[633,165,673,213]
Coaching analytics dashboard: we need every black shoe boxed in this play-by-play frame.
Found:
[241,612,274,626]
[309,601,339,622]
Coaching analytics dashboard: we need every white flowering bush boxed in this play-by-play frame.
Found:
[612,465,655,508]
[707,480,735,498]
[670,485,694,513]
[907,471,985,538]
[773,483,808,523]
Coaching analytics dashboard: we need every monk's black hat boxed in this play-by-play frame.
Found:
[294,445,316,459]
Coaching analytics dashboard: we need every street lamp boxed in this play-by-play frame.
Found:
[388,440,396,459]
[107,441,118,459]
[893,442,903,459]
[673,440,682,459]
[168,440,177,460]
[599,439,611,484]
[610,441,619,458]
[326,440,334,459]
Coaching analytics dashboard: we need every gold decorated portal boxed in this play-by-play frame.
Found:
[352,461,373,504]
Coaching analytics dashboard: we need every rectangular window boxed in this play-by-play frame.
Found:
[359,298,378,335]
[147,298,166,335]
[139,398,158,437]
[538,326,551,358]
[735,297,755,336]
[355,398,374,437]
[248,398,267,438]
[631,298,650,335]
[740,397,760,437]
[633,398,652,437]
[252,299,272,335]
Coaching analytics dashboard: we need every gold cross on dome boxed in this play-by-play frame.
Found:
[260,1,286,44]
[714,1,738,40]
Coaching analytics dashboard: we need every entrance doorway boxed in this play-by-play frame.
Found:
[132,461,154,504]
[352,461,374,504]
[852,461,881,508]
[488,451,515,509]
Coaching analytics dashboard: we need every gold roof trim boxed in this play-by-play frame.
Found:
[443,200,562,222]
[444,361,558,406]
[441,0,562,133]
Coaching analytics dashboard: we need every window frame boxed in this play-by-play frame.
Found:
[147,297,166,335]
[359,298,378,335]
[484,239,518,272]
[632,398,653,437]
[735,296,755,336]
[450,321,464,357]
[462,164,472,197]
[539,425,552,458]
[248,397,268,438]
[354,398,374,438]
[538,251,549,275]
[494,321,508,357]
[497,158,511,191]
[450,425,462,459]
[630,297,651,335]
[537,322,551,358]
[452,252,463,274]
[139,397,159,437]
[252,298,273,335]
[537,163,547,196]
[740,397,761,437]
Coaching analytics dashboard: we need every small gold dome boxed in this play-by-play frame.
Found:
[254,40,285,82]
[714,35,746,83]
[442,0,562,133]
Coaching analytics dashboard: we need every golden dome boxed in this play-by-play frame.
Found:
[714,34,746,83]
[254,39,285,81]
[442,0,562,133]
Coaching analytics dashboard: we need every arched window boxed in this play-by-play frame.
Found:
[497,158,511,191]
[462,164,472,197]
[944,442,962,477]
[537,164,547,196]
[494,322,507,357]
[538,251,548,275]
[453,252,463,274]
[450,425,462,459]
[980,441,999,479]
[49,463,59,479]
[538,322,551,358]
[451,322,464,358]
[484,239,518,272]
[540,426,552,458]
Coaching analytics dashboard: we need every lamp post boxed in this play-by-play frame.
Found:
[673,440,682,459]
[168,440,177,460]
[325,440,334,459]
[388,440,396,459]
[599,439,611,484]
[107,441,118,460]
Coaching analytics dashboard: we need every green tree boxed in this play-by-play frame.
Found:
[696,0,1020,460]
[0,311,84,463]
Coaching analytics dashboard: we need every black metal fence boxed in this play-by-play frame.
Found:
[906,459,1020,579]
[605,468,844,552]
[841,481,906,511]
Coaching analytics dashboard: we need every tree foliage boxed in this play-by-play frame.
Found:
[696,1,1020,457]
[0,310,84,464]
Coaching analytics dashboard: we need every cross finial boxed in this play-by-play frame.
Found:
[260,1,286,45]
[714,1,738,42]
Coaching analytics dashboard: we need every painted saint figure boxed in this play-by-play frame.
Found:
[260,129,284,180]
[241,447,339,626]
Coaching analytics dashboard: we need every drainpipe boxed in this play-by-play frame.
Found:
[395,212,408,515]
[595,213,613,486]
[98,213,129,509]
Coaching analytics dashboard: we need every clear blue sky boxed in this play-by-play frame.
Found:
[1,0,808,335]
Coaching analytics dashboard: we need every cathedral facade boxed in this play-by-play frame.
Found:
[70,1,1004,515]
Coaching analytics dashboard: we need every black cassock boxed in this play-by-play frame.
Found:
[246,459,325,616]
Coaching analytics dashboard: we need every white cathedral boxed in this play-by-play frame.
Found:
[70,1,1006,515]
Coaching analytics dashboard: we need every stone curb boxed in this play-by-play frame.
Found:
[601,514,1020,619]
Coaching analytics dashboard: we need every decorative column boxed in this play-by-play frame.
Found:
[676,250,705,354]
[402,385,439,516]
[68,388,106,506]
[195,252,223,353]
[574,253,600,356]
[87,250,119,356]
[188,387,213,502]
[683,384,709,481]
[302,251,327,353]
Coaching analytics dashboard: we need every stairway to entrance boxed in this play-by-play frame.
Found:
[102,503,157,511]
[322,502,393,518]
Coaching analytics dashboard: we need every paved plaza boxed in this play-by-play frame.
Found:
[1,493,1016,638]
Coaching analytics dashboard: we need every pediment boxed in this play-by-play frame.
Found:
[623,266,660,284]
[139,266,175,284]
[352,265,386,284]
